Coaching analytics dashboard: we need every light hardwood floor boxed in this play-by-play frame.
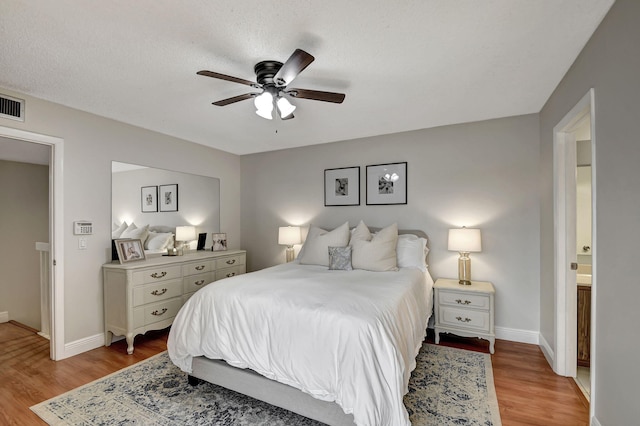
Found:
[1,322,588,425]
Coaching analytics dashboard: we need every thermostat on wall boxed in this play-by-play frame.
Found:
[74,221,93,235]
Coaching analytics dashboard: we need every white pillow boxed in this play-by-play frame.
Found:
[120,224,149,242]
[111,222,128,239]
[145,231,174,250]
[298,222,350,267]
[350,221,398,272]
[396,234,429,271]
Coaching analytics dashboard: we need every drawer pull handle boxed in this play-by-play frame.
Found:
[455,299,472,305]
[150,272,167,279]
[226,259,236,265]
[455,316,472,323]
[151,308,168,316]
[195,265,205,271]
[226,272,236,278]
[151,288,167,296]
[194,280,205,286]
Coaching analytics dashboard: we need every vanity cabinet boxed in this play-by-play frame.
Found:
[103,250,246,354]
[577,284,591,367]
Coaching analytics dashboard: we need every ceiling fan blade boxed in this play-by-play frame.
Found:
[273,49,315,87]
[212,93,257,106]
[197,70,259,88]
[287,88,345,104]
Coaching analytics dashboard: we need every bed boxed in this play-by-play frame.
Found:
[167,223,433,426]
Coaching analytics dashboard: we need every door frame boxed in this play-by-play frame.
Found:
[552,89,597,406]
[0,125,65,360]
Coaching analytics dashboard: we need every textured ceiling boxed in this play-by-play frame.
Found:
[0,1,613,155]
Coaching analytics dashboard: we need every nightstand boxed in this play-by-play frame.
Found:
[434,278,495,354]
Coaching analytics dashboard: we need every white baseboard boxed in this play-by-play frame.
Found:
[538,333,555,369]
[495,326,539,345]
[63,333,105,359]
[0,311,8,323]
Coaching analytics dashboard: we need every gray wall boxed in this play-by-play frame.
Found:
[539,0,640,423]
[0,160,49,329]
[241,114,541,336]
[0,88,241,344]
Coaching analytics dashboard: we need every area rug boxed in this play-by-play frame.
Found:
[31,343,501,425]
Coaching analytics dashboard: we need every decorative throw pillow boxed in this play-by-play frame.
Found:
[120,224,149,243]
[396,234,429,271]
[145,231,174,250]
[111,221,128,239]
[298,222,350,267]
[328,246,353,270]
[350,221,398,272]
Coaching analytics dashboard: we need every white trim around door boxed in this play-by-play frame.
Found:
[0,125,65,360]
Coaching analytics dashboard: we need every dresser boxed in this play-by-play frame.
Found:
[434,278,496,354]
[103,249,246,354]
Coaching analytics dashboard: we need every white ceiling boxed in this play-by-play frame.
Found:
[0,1,613,155]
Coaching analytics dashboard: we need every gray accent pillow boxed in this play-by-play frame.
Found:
[328,246,353,271]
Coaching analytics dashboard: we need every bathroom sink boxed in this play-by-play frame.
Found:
[577,273,592,285]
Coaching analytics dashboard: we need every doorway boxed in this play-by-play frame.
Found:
[0,125,64,360]
[552,89,596,410]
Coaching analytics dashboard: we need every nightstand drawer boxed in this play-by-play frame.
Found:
[182,261,213,276]
[215,254,245,269]
[183,272,213,294]
[132,279,182,307]
[439,290,490,310]
[133,265,182,284]
[439,306,490,332]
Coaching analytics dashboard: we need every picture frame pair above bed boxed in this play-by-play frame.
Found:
[141,184,178,212]
[324,162,407,206]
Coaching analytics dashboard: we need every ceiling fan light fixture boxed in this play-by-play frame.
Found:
[276,96,296,119]
[254,91,274,120]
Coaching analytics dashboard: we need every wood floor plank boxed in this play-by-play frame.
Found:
[1,323,589,425]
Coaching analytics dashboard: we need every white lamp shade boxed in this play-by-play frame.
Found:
[278,226,301,246]
[175,225,196,242]
[448,228,482,252]
[254,91,274,119]
[276,96,296,118]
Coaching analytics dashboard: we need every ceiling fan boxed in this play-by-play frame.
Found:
[197,49,345,120]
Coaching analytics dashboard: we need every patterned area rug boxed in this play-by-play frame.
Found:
[31,343,501,425]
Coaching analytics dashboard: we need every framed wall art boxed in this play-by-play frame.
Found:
[324,166,360,206]
[114,238,146,264]
[159,184,178,212]
[141,186,158,212]
[366,162,408,205]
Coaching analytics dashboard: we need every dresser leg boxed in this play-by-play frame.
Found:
[126,333,134,355]
[105,330,113,347]
[489,338,495,354]
[435,329,440,344]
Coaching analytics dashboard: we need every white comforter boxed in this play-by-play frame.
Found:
[168,262,434,426]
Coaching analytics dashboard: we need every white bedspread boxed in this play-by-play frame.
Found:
[168,262,434,426]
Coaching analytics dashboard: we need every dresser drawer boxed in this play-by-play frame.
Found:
[133,297,183,328]
[215,254,245,269]
[439,290,490,310]
[182,260,213,276]
[133,279,182,307]
[439,306,490,332]
[215,265,245,281]
[133,265,182,285]
[183,272,213,294]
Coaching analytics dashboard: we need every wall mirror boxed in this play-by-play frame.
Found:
[111,161,220,249]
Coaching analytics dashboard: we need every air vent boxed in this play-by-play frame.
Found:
[0,94,25,122]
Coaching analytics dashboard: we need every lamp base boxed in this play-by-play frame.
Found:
[458,252,472,285]
[285,247,295,263]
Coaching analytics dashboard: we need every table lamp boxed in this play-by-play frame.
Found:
[448,227,482,285]
[278,226,301,262]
